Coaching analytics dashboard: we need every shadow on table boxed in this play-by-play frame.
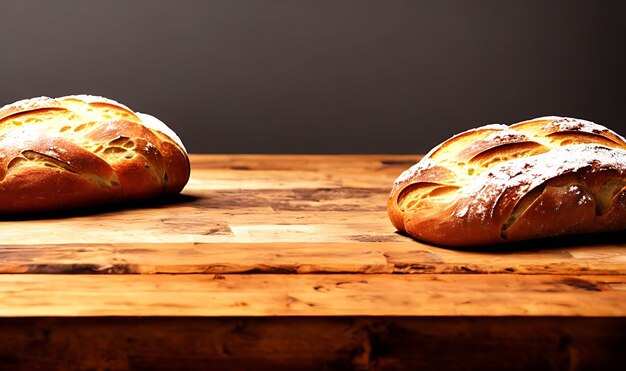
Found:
[396,229,626,252]
[0,194,201,221]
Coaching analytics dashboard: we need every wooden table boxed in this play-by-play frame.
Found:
[1,155,625,370]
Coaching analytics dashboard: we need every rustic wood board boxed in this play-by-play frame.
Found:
[1,155,624,369]
[2,317,625,371]
[1,274,625,317]
[0,155,624,275]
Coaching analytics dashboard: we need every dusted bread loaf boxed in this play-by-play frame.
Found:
[0,95,190,213]
[388,117,626,246]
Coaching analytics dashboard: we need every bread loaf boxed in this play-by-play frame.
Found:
[388,117,626,246]
[0,95,190,213]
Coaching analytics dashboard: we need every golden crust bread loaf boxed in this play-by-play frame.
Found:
[388,117,626,246]
[0,95,190,213]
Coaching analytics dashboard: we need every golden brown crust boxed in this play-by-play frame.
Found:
[388,117,626,246]
[0,95,190,213]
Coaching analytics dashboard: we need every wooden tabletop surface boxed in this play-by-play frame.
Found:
[1,154,625,369]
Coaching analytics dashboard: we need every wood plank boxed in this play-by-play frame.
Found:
[1,316,624,370]
[1,241,625,275]
[0,155,623,368]
[1,274,625,317]
[0,155,624,275]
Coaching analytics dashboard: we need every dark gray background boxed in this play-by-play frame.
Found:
[1,0,624,153]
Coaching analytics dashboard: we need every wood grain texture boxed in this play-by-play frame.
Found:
[1,155,624,369]
[1,274,625,317]
[1,317,624,371]
[0,155,625,275]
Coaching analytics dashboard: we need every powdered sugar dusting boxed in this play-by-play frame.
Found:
[395,125,529,186]
[394,158,436,185]
[545,116,626,143]
[547,117,605,134]
[0,96,60,120]
[137,112,186,152]
[1,96,54,110]
[481,130,528,144]
[455,144,626,219]
[568,185,593,206]
[479,124,510,131]
[418,124,511,162]
[58,94,131,110]
[392,117,626,199]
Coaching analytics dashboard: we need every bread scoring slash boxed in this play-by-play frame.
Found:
[0,95,190,213]
[388,117,626,246]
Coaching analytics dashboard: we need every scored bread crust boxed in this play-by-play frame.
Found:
[0,95,190,213]
[388,117,626,246]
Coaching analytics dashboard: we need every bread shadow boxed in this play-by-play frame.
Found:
[0,194,201,221]
[397,229,626,252]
